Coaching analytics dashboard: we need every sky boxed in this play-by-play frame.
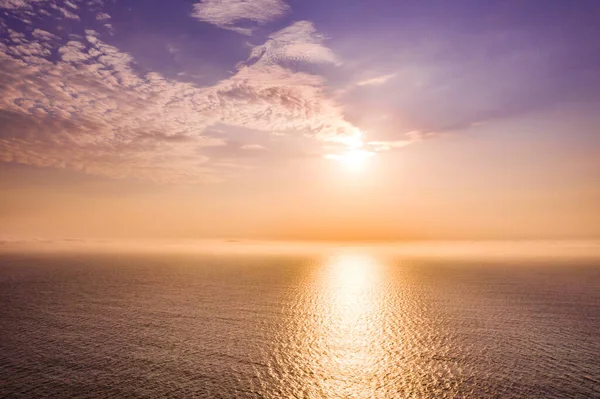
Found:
[0,0,599,242]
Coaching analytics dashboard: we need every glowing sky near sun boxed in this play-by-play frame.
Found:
[0,0,599,242]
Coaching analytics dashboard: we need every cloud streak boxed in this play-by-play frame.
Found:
[356,72,397,87]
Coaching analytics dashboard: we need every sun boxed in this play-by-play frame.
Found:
[339,149,373,170]
[325,149,375,171]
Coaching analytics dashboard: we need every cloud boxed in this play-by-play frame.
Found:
[191,0,289,35]
[0,27,227,182]
[365,131,434,152]
[206,63,356,143]
[240,144,265,150]
[0,11,360,182]
[323,130,422,160]
[32,28,60,42]
[0,0,109,25]
[366,140,412,152]
[247,21,340,66]
[50,3,79,20]
[0,0,41,10]
[356,72,397,86]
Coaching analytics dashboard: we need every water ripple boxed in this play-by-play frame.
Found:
[1,252,599,398]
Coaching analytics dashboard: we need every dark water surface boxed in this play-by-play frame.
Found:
[1,251,599,398]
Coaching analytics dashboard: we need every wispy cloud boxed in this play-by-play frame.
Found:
[366,131,434,152]
[366,140,412,152]
[191,0,289,35]
[247,21,340,66]
[356,72,397,87]
[240,144,266,150]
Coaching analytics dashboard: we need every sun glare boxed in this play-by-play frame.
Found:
[325,149,375,171]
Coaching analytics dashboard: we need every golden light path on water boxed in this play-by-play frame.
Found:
[314,252,388,397]
[270,249,471,398]
[280,251,396,398]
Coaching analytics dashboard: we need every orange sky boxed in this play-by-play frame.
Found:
[2,115,599,242]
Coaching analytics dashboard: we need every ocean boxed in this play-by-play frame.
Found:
[1,247,599,398]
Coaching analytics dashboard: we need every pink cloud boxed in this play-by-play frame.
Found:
[191,0,289,35]
[0,12,361,183]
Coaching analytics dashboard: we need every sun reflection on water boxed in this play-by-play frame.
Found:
[294,251,390,398]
